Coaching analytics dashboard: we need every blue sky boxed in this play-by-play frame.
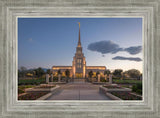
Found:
[18,18,142,72]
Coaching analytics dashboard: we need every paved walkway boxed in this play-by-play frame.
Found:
[47,82,111,100]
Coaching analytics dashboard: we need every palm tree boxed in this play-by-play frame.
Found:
[46,69,51,74]
[57,69,62,82]
[96,71,100,77]
[65,69,70,83]
[65,69,70,78]
[57,69,61,75]
[88,71,93,78]
[104,70,111,81]
[104,69,111,76]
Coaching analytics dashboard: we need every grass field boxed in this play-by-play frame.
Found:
[18,85,36,94]
[18,78,46,85]
[113,79,142,84]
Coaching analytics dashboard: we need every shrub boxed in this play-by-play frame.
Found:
[101,79,106,82]
[18,88,25,94]
[132,83,142,95]
[110,91,142,100]
[136,83,142,89]
[113,79,142,84]
[112,77,121,80]
[132,85,137,92]
[136,89,142,95]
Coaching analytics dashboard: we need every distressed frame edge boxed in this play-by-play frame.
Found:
[0,0,159,118]
[9,8,154,112]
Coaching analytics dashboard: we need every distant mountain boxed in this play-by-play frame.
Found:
[42,68,50,72]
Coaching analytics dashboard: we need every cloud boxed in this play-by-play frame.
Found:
[87,40,142,55]
[27,38,33,42]
[112,56,142,62]
[87,40,122,54]
[102,55,105,57]
[124,46,142,55]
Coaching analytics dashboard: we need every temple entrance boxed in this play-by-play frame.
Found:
[75,73,83,78]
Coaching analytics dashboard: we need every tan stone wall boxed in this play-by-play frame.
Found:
[52,66,72,77]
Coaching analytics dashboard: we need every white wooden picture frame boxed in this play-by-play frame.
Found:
[0,0,159,118]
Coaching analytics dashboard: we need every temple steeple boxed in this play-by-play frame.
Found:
[76,22,83,54]
[77,22,81,47]
[72,22,86,79]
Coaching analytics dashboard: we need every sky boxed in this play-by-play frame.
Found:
[18,18,143,72]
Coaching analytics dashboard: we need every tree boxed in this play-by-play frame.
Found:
[96,71,100,77]
[19,66,27,77]
[65,69,70,83]
[32,70,36,79]
[20,66,27,71]
[65,69,70,78]
[126,69,141,78]
[34,67,45,78]
[113,69,123,77]
[57,69,61,75]
[18,69,22,78]
[104,69,111,76]
[88,71,93,78]
[46,69,51,74]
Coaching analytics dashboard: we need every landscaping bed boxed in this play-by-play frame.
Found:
[99,84,131,92]
[18,92,49,100]
[99,85,134,100]
[25,84,58,93]
[99,84,142,100]
[113,79,142,84]
[34,85,55,89]
[132,83,142,95]
[120,84,132,89]
[18,85,35,94]
[109,91,142,100]
[103,85,121,89]
[18,85,60,100]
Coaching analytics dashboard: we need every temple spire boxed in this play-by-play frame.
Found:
[77,22,81,47]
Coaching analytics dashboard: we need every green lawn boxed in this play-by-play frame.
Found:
[18,78,46,85]
[113,79,142,84]
[18,85,36,94]
[121,85,132,89]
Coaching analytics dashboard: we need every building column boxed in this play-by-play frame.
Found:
[83,57,86,78]
[72,59,76,79]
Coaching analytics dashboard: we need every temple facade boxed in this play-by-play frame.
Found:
[52,23,106,78]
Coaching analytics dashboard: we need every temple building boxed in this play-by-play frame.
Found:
[52,23,106,78]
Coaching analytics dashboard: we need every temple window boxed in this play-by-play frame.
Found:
[77,59,82,64]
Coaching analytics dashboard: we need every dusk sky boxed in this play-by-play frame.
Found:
[18,18,142,72]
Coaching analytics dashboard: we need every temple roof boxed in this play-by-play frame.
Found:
[86,66,106,70]
[52,66,72,70]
